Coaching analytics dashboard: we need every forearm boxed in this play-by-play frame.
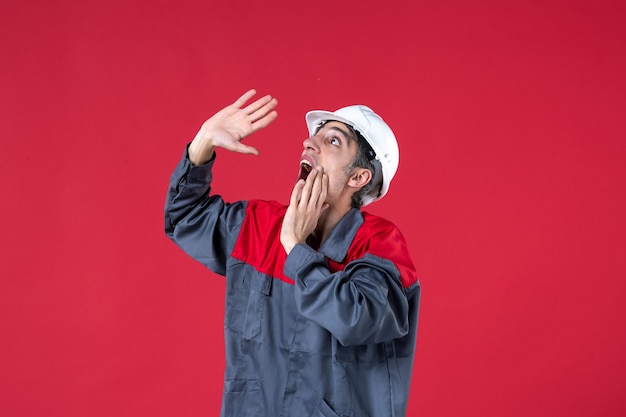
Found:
[284,244,410,346]
[165,146,214,233]
[164,148,244,274]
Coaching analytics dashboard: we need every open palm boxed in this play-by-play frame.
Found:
[189,89,278,164]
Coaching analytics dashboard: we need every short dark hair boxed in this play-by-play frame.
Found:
[346,127,379,208]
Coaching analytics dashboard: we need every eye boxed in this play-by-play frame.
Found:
[330,136,341,146]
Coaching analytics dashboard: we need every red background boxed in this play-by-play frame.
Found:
[1,1,625,416]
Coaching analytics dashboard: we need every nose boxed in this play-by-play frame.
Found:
[303,134,320,152]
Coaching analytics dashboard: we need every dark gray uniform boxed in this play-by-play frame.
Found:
[165,150,421,417]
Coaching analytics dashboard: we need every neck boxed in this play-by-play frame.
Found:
[310,202,354,249]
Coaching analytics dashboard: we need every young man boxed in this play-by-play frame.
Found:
[165,90,420,417]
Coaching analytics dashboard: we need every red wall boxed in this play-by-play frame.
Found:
[1,1,625,416]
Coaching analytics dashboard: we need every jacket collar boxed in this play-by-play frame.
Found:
[316,208,363,263]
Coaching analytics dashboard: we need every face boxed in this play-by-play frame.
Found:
[299,121,366,205]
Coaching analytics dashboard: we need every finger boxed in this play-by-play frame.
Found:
[313,171,328,211]
[251,110,278,132]
[308,168,324,210]
[237,144,260,155]
[249,97,278,121]
[248,98,278,127]
[227,141,259,156]
[290,179,304,207]
[243,94,274,116]
[298,167,317,209]
[317,173,329,209]
[233,89,257,108]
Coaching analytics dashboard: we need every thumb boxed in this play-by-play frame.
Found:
[232,142,259,155]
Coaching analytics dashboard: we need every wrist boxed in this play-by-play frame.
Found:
[188,135,216,166]
[281,239,297,255]
[281,233,303,255]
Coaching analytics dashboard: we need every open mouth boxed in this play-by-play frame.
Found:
[298,159,313,181]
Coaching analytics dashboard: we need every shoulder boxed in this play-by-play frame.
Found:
[359,211,405,241]
[358,211,418,289]
[245,199,287,217]
[241,199,288,228]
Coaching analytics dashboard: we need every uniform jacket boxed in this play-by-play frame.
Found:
[164,149,421,417]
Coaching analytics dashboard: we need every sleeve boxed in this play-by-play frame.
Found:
[283,242,411,347]
[164,147,246,275]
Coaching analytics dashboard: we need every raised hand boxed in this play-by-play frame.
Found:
[188,89,278,165]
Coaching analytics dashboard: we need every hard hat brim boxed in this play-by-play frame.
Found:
[305,110,366,138]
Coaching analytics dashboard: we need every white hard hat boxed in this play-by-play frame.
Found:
[305,105,400,206]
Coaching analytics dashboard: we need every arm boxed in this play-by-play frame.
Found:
[164,89,278,273]
[164,151,244,274]
[284,243,410,346]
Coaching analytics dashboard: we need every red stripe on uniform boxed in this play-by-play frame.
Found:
[231,200,295,285]
[231,201,418,289]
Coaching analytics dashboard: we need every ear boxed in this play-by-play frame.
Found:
[348,168,372,190]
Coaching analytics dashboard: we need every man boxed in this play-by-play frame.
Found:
[165,89,420,417]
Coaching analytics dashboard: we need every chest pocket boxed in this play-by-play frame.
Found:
[225,262,272,339]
